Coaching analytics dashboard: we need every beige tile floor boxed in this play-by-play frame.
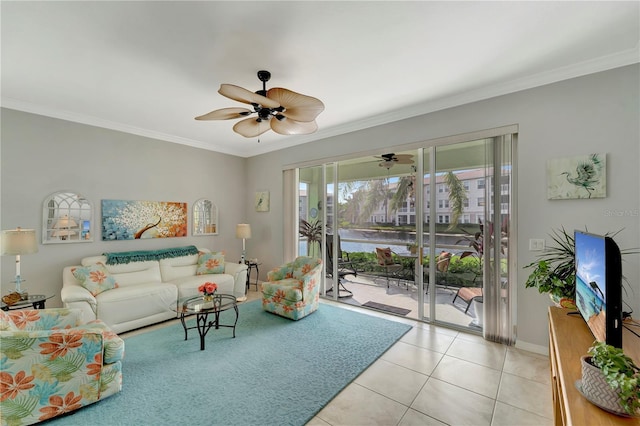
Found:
[243,287,553,426]
[124,287,553,426]
[305,297,554,426]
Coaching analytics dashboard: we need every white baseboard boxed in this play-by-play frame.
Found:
[515,340,548,356]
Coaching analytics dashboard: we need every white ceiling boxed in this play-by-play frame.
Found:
[2,1,638,158]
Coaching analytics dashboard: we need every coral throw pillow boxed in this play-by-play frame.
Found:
[376,247,394,266]
[72,262,119,296]
[196,252,225,275]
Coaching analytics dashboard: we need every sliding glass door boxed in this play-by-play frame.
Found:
[293,129,515,343]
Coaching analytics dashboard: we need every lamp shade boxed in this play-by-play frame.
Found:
[1,228,38,255]
[236,223,251,239]
[54,215,78,229]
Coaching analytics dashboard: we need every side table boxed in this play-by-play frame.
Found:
[1,294,54,311]
[244,260,262,291]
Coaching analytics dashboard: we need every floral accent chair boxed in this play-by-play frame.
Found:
[0,308,124,425]
[262,256,322,320]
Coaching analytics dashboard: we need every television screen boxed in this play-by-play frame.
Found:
[574,230,622,347]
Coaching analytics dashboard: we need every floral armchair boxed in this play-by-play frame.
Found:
[261,256,322,320]
[0,308,124,425]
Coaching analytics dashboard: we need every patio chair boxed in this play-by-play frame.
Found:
[453,286,483,313]
[375,247,403,288]
[327,233,358,276]
[326,234,354,298]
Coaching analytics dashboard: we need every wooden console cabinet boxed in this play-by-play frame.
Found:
[548,307,640,425]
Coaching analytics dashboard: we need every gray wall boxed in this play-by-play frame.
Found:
[1,65,638,351]
[1,109,247,308]
[245,64,640,351]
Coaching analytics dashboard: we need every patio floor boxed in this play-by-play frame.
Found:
[324,273,484,331]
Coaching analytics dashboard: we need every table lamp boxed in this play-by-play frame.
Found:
[1,227,38,294]
[236,223,251,263]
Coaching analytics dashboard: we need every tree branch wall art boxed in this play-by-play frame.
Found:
[102,200,188,240]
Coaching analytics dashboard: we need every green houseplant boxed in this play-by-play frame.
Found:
[406,243,418,254]
[525,227,637,308]
[580,341,640,416]
[524,227,577,308]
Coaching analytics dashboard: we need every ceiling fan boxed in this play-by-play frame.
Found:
[376,153,414,169]
[195,70,325,138]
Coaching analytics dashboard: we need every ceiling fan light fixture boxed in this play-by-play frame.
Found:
[196,70,324,138]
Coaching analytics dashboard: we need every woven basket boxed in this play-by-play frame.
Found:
[580,356,627,415]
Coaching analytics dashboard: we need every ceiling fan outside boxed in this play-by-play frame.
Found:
[195,70,325,138]
[376,153,414,169]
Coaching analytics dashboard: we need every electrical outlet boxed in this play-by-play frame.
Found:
[529,239,545,251]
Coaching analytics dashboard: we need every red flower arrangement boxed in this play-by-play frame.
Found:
[198,282,218,296]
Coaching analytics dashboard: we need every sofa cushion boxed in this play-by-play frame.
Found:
[96,282,177,328]
[72,262,119,296]
[170,274,236,300]
[196,251,225,275]
[80,258,163,288]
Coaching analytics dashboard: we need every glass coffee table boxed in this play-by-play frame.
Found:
[174,294,238,350]
[1,294,54,311]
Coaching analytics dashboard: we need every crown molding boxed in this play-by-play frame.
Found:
[3,46,638,158]
[0,99,243,157]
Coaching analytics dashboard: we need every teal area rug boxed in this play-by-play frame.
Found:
[46,301,411,426]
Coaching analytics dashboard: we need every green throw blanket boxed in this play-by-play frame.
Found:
[103,245,199,265]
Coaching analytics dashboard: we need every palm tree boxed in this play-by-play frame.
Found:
[389,174,415,213]
[358,178,391,223]
[444,171,467,230]
[299,219,322,256]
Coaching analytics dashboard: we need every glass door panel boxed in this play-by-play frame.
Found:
[330,151,420,315]
[428,139,490,331]
[294,134,513,343]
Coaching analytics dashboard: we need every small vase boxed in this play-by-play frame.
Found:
[203,294,213,302]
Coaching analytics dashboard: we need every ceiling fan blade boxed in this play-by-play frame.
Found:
[194,107,252,121]
[393,154,414,160]
[219,84,281,108]
[394,158,415,164]
[270,117,318,135]
[233,117,271,138]
[267,88,324,122]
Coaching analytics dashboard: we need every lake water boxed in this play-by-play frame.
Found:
[299,228,470,257]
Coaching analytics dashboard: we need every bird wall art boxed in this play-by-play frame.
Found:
[547,153,606,199]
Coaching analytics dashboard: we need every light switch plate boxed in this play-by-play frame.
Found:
[529,239,545,251]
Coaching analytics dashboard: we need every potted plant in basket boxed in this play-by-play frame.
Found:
[579,341,640,417]
[406,243,418,255]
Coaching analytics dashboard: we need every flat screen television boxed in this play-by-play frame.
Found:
[574,230,623,348]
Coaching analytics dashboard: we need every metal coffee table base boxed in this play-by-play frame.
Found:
[176,295,239,350]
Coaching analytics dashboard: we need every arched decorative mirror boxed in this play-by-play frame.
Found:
[193,198,218,236]
[42,191,93,244]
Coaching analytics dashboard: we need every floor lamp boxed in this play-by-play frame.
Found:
[1,227,38,294]
[236,224,251,263]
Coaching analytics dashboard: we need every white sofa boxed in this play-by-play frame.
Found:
[61,248,247,333]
